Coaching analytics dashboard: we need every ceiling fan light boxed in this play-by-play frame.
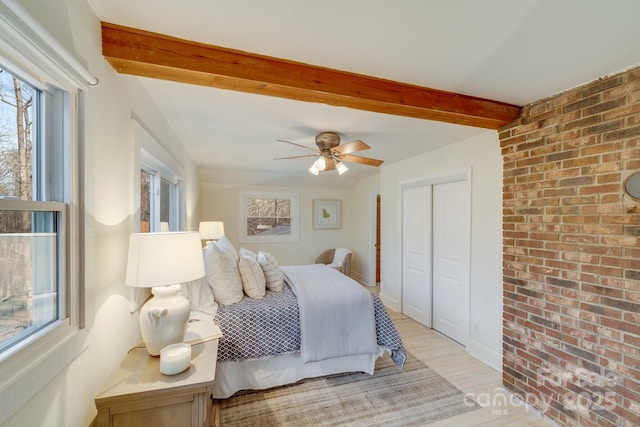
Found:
[336,161,349,175]
[308,164,319,175]
[314,157,326,171]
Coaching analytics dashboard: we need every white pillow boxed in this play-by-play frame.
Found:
[238,254,266,298]
[204,242,243,305]
[216,235,238,263]
[239,247,257,260]
[257,251,284,292]
[180,276,218,316]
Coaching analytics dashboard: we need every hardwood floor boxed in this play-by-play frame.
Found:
[371,282,556,426]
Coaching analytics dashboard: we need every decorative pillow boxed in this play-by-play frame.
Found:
[257,251,284,292]
[238,254,266,298]
[216,235,238,263]
[180,276,218,316]
[239,247,257,260]
[204,242,243,305]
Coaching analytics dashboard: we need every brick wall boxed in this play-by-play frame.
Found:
[500,66,640,427]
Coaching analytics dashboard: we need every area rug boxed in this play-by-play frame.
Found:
[217,352,479,426]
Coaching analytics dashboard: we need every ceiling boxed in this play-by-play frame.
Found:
[86,0,640,188]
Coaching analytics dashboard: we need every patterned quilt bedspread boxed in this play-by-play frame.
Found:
[214,283,406,368]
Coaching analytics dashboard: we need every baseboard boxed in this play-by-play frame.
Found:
[378,292,401,312]
[466,339,501,372]
[351,271,372,286]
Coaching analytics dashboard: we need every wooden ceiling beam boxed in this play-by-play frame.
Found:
[101,22,520,129]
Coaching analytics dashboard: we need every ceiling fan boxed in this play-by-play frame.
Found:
[275,131,384,175]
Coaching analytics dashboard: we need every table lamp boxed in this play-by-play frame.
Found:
[125,231,205,356]
[198,221,225,245]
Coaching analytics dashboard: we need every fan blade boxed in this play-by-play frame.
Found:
[277,139,318,152]
[273,154,319,160]
[340,154,384,167]
[331,140,370,155]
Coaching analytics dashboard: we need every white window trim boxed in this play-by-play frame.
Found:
[0,0,97,89]
[133,119,185,232]
[0,3,91,423]
[239,192,299,243]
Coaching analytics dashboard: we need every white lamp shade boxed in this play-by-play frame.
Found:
[314,157,326,171]
[336,161,349,175]
[125,231,205,288]
[198,221,225,241]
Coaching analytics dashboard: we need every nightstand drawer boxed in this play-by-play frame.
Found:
[99,387,212,427]
[95,338,218,427]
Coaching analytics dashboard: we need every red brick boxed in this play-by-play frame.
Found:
[583,119,624,136]
[602,215,640,224]
[501,65,640,427]
[581,204,623,215]
[597,172,621,184]
[581,141,624,155]
[563,94,602,113]
[563,155,601,168]
[581,264,624,277]
[562,196,598,205]
[603,102,640,121]
[579,184,619,195]
[581,245,623,256]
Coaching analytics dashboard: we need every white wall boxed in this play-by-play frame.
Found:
[4,1,200,426]
[378,131,503,370]
[200,183,369,268]
[351,174,380,285]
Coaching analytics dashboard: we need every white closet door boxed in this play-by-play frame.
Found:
[401,185,432,327]
[432,179,470,345]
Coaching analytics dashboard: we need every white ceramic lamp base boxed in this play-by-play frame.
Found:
[139,284,190,356]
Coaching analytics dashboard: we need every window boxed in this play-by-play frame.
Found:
[134,120,184,234]
[139,166,179,232]
[240,192,299,243]
[0,2,94,421]
[0,67,67,352]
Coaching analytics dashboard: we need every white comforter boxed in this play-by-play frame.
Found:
[281,264,378,363]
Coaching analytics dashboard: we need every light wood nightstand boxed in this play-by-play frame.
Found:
[95,337,219,427]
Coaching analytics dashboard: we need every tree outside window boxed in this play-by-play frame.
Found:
[0,68,58,351]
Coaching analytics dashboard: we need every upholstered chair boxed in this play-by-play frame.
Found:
[315,248,352,277]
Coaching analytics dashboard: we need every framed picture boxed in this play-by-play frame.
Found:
[239,191,299,243]
[313,199,341,229]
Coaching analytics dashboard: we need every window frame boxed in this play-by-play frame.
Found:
[139,165,180,232]
[239,191,299,243]
[0,2,93,423]
[134,121,185,233]
[0,199,66,352]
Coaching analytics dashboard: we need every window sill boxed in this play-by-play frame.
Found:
[0,320,89,424]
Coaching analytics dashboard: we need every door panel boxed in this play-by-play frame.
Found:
[376,195,381,282]
[432,180,470,345]
[401,186,431,327]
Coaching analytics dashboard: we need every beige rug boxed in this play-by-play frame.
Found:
[217,352,479,426]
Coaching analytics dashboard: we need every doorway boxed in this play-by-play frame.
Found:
[401,172,470,345]
[369,193,382,287]
[376,195,381,283]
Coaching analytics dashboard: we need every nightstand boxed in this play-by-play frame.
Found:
[95,337,218,427]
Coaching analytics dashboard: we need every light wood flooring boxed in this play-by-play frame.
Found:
[373,283,556,426]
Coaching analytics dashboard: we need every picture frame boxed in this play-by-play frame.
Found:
[313,199,341,229]
[239,191,299,243]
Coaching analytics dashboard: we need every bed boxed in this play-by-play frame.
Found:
[182,239,405,399]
